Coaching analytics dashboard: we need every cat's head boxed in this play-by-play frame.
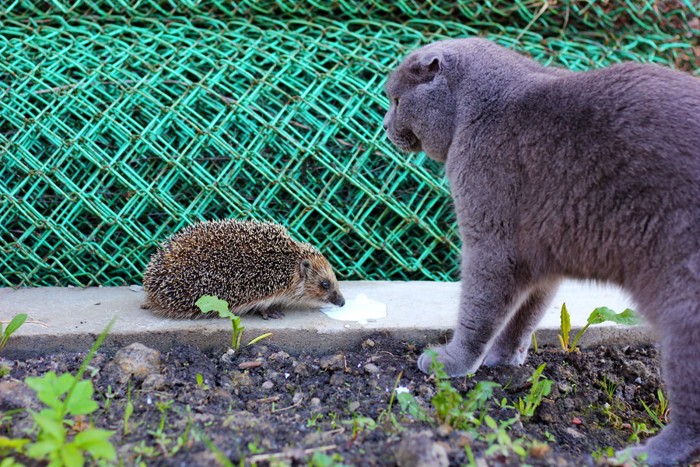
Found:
[383,41,460,162]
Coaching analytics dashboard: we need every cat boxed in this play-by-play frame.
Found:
[383,38,700,465]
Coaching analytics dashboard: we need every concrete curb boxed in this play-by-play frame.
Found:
[0,281,654,358]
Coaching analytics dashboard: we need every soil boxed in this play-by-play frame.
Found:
[0,333,669,466]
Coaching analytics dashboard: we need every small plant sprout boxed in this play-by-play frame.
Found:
[559,305,642,353]
[427,351,499,430]
[22,319,117,466]
[196,295,272,350]
[515,363,552,418]
[196,373,210,390]
[0,313,27,353]
[641,388,670,429]
[599,374,619,402]
[558,303,572,351]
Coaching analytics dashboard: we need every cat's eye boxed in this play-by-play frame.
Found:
[321,280,331,290]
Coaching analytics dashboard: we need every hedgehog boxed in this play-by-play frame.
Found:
[141,219,345,319]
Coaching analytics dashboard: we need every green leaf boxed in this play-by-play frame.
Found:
[195,295,233,319]
[5,314,28,338]
[74,428,116,460]
[26,439,62,460]
[0,435,30,451]
[65,380,98,416]
[559,303,571,348]
[31,412,66,443]
[587,307,642,326]
[484,415,498,430]
[59,442,84,467]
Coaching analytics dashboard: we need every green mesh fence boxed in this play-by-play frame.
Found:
[1,1,698,287]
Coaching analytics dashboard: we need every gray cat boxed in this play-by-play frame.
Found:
[383,38,700,465]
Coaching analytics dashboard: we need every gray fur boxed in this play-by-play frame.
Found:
[384,38,700,465]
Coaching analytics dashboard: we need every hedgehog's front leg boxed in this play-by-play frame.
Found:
[260,308,285,320]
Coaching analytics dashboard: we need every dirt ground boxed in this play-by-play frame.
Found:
[1,333,668,466]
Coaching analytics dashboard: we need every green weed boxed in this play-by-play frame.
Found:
[559,304,641,352]
[21,319,117,466]
[427,351,499,431]
[483,416,528,460]
[514,363,552,418]
[196,373,210,390]
[641,389,669,429]
[196,295,272,350]
[0,313,27,353]
[599,374,619,402]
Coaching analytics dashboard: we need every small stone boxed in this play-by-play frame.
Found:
[361,339,376,348]
[310,397,321,407]
[572,416,583,425]
[292,391,304,404]
[348,401,360,412]
[0,380,40,411]
[395,431,449,467]
[293,362,310,377]
[436,424,452,437]
[364,363,380,374]
[262,380,274,390]
[269,351,290,362]
[231,371,254,387]
[329,373,344,386]
[104,343,161,385]
[142,374,168,391]
[564,427,585,439]
[536,399,556,423]
[220,348,237,365]
[319,353,345,371]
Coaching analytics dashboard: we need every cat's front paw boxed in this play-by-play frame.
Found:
[482,344,528,367]
[417,345,475,377]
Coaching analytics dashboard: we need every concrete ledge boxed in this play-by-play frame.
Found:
[0,281,654,358]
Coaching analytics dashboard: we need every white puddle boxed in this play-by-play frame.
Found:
[321,293,387,324]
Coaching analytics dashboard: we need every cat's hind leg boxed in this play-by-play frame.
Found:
[622,296,700,465]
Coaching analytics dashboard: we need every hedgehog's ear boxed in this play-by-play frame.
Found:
[300,259,312,278]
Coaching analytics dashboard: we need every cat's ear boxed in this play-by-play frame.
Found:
[409,51,443,82]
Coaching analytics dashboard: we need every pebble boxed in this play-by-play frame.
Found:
[364,363,380,374]
[292,391,304,405]
[394,431,448,467]
[142,374,168,391]
[104,343,161,384]
[261,380,274,390]
[0,380,40,411]
[564,427,585,439]
[310,397,321,407]
[220,348,236,365]
[231,371,254,388]
[319,353,345,371]
[269,351,290,362]
[348,401,360,412]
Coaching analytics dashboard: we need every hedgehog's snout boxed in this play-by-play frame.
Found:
[330,291,345,307]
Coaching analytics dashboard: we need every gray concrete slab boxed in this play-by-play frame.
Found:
[0,280,653,358]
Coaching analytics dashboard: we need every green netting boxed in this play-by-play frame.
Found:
[1,1,698,287]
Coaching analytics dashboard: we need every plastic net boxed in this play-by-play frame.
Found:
[1,1,698,287]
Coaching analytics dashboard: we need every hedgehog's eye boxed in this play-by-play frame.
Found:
[320,280,330,290]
